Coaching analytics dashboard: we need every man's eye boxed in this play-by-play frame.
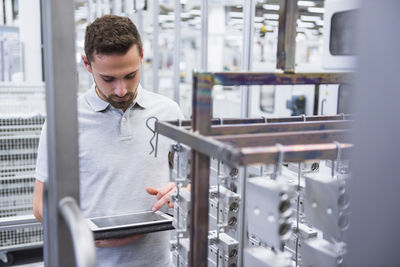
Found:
[126,73,136,80]
[103,77,114,82]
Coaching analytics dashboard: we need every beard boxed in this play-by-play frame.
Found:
[106,92,134,110]
[95,84,136,111]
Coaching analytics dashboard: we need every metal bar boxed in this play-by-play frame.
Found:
[41,0,80,266]
[277,0,298,72]
[173,0,181,104]
[210,120,353,136]
[0,223,42,231]
[59,197,95,267]
[155,121,235,161]
[191,19,211,263]
[214,129,351,148]
[237,167,247,266]
[156,121,353,166]
[313,84,320,115]
[238,143,353,165]
[152,0,159,93]
[200,0,208,70]
[193,72,213,134]
[240,0,256,118]
[165,114,352,127]
[189,151,210,267]
[0,215,38,226]
[210,72,353,86]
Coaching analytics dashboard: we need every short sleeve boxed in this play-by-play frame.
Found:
[35,121,48,182]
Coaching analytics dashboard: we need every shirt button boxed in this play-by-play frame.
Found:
[122,117,127,121]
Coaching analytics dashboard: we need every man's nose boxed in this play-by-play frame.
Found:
[114,80,128,97]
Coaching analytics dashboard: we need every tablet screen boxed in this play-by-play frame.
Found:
[90,211,169,230]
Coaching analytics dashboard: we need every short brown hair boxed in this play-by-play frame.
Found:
[84,15,143,63]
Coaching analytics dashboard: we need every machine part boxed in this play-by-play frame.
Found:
[325,160,351,176]
[170,143,192,182]
[294,223,318,240]
[172,251,187,267]
[247,177,295,249]
[209,185,240,229]
[209,158,239,191]
[172,206,190,233]
[171,188,191,233]
[170,187,191,211]
[303,173,350,240]
[244,247,292,267]
[248,234,262,247]
[301,238,346,267]
[288,161,320,174]
[171,237,190,267]
[208,231,239,267]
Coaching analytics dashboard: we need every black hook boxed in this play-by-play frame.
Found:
[146,116,159,157]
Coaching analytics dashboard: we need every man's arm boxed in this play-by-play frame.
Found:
[33,179,142,247]
[33,179,44,222]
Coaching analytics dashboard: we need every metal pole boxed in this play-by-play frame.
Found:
[87,0,94,27]
[136,10,145,86]
[173,0,181,104]
[125,0,134,16]
[112,0,122,15]
[152,0,159,93]
[41,0,80,266]
[189,73,210,267]
[277,0,298,72]
[240,0,256,118]
[200,0,208,70]
[313,84,320,115]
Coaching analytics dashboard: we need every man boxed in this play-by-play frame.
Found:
[33,15,184,266]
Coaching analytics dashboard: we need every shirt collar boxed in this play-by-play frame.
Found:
[134,84,148,109]
[85,83,148,112]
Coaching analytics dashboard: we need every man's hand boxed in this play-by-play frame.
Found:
[95,234,144,248]
[145,182,176,211]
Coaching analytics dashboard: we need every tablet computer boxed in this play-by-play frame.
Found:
[87,210,172,232]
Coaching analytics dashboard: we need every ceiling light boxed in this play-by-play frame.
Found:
[189,9,201,16]
[300,15,322,22]
[297,21,315,28]
[298,1,316,7]
[263,4,280,11]
[308,7,324,13]
[229,11,243,18]
[266,20,279,26]
[263,14,279,20]
[254,17,264,23]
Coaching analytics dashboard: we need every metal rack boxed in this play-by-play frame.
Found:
[0,110,45,263]
[155,71,353,267]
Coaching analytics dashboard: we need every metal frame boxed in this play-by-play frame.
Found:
[155,70,353,267]
[173,0,181,104]
[41,0,95,266]
[152,0,159,93]
[277,0,298,72]
[240,0,256,117]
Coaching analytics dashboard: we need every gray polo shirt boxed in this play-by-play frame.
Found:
[35,84,184,267]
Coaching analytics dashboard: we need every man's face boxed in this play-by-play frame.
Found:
[82,45,143,111]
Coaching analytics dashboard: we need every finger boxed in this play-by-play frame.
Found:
[168,201,174,208]
[145,186,159,195]
[152,192,172,211]
[156,182,175,199]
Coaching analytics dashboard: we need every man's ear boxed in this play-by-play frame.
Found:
[82,55,92,73]
[140,49,144,65]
